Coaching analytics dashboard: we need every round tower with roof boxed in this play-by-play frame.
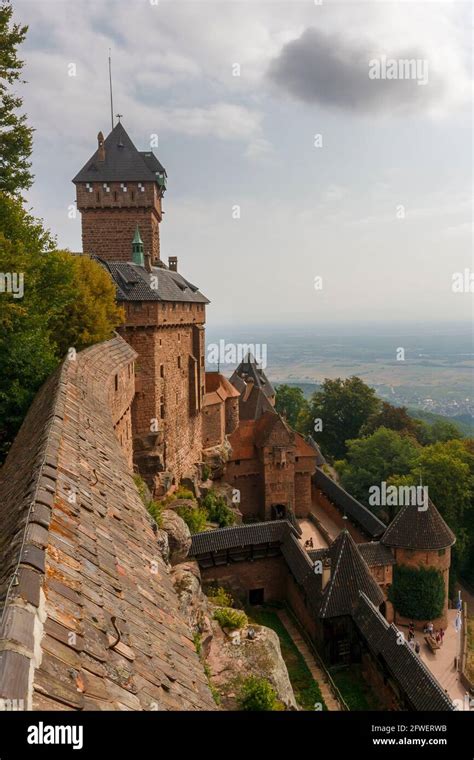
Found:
[381,500,456,629]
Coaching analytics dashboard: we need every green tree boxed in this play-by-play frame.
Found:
[418,418,463,445]
[335,427,419,515]
[306,376,379,459]
[0,2,33,195]
[275,384,309,432]
[0,194,124,461]
[49,252,124,356]
[361,401,423,441]
[386,439,474,586]
[388,565,445,621]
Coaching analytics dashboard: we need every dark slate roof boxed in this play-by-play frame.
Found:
[358,542,396,566]
[313,469,386,539]
[307,547,329,563]
[319,531,384,619]
[189,520,295,555]
[307,437,326,466]
[382,499,456,551]
[281,533,314,585]
[73,123,166,184]
[98,259,209,304]
[230,353,275,401]
[354,594,454,711]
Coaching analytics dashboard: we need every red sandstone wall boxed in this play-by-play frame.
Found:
[119,303,206,489]
[202,402,225,448]
[77,181,162,262]
[312,485,367,543]
[201,556,288,604]
[105,350,135,470]
[225,461,264,519]
[294,472,311,518]
[286,574,318,640]
[225,397,239,435]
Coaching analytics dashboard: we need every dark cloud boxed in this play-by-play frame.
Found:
[267,28,443,114]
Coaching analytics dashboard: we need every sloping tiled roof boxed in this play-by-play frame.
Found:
[281,533,314,585]
[255,411,294,448]
[307,437,326,466]
[354,594,454,711]
[313,469,386,539]
[230,353,275,400]
[190,520,294,555]
[358,542,396,567]
[204,372,240,406]
[98,259,209,304]
[382,500,456,551]
[319,531,384,619]
[295,432,318,459]
[0,336,214,711]
[237,384,274,421]
[227,419,258,461]
[73,123,166,185]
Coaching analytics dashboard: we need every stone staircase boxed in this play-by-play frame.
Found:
[277,609,343,711]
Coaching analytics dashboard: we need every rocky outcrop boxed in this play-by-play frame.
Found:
[161,509,192,565]
[202,439,232,479]
[170,561,213,654]
[206,618,297,710]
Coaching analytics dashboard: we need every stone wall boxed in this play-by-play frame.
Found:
[76,181,162,262]
[225,397,239,435]
[312,485,367,543]
[201,555,288,605]
[120,302,206,493]
[202,402,225,449]
[294,471,311,518]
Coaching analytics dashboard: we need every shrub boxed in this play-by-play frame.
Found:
[206,586,234,607]
[202,492,235,527]
[213,607,248,630]
[388,565,445,621]
[175,486,195,500]
[201,464,211,481]
[176,505,208,534]
[147,500,163,528]
[133,475,163,527]
[237,676,280,711]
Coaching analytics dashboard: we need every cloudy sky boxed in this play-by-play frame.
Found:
[14,0,472,327]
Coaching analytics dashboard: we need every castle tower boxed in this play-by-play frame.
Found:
[381,500,456,628]
[74,124,210,495]
[73,123,167,263]
[97,217,209,496]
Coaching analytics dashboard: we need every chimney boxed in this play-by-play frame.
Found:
[144,250,152,273]
[97,131,105,162]
[168,256,178,272]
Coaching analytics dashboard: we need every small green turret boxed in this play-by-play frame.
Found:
[132,225,144,266]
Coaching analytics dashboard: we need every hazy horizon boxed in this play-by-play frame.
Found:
[13,0,472,327]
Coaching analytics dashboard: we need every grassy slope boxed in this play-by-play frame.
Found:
[247,606,327,711]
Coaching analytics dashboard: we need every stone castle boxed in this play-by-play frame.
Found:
[0,124,457,712]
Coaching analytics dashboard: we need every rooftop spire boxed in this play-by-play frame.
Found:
[132,225,144,266]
